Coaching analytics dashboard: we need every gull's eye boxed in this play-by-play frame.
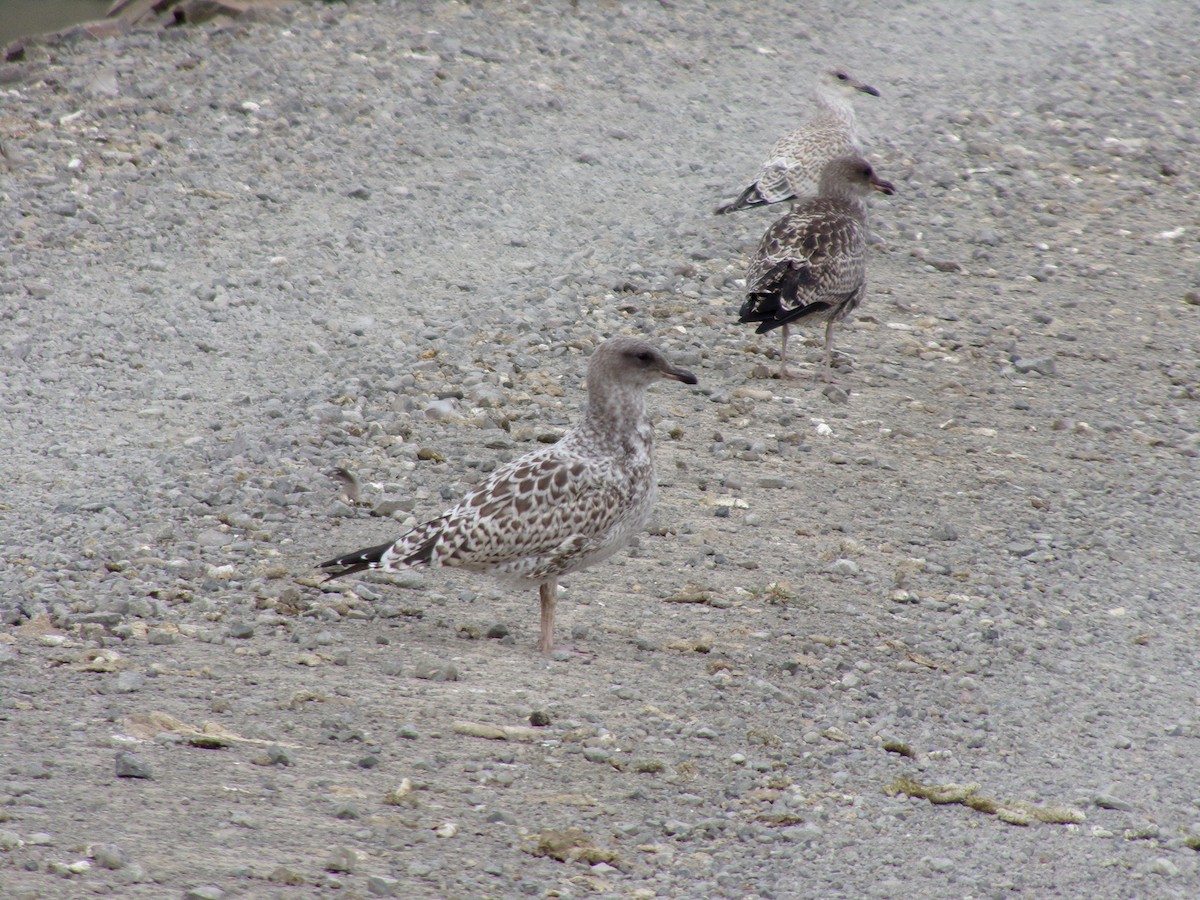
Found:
[636,351,654,363]
[835,71,849,81]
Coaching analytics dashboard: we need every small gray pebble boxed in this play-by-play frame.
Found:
[183,887,225,900]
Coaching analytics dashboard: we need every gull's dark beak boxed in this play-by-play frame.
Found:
[870,172,895,195]
[662,366,698,385]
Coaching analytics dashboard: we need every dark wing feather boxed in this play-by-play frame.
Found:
[715,182,770,215]
[739,199,867,331]
[319,540,404,580]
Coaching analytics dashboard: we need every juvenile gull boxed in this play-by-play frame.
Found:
[716,69,880,215]
[738,155,894,380]
[318,336,698,655]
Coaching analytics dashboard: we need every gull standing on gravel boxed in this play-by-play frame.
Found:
[318,336,698,655]
[738,155,894,380]
[716,69,880,215]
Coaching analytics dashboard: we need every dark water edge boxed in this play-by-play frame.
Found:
[0,0,113,45]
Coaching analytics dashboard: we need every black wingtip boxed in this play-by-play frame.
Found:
[715,184,774,215]
[317,540,394,580]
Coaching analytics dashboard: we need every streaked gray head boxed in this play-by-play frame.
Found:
[587,336,698,395]
[824,68,881,98]
[818,155,896,199]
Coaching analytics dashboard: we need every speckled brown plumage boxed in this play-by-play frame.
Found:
[738,156,895,380]
[319,336,698,655]
[716,69,880,215]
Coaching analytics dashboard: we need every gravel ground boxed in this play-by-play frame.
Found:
[2,1,1199,897]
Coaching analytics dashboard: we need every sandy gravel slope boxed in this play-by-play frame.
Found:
[2,1,1199,897]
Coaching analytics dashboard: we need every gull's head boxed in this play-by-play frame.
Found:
[818,155,896,199]
[825,68,881,98]
[589,336,698,393]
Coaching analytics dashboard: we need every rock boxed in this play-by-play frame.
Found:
[582,747,611,764]
[930,523,959,541]
[413,662,459,681]
[114,751,153,779]
[822,384,851,404]
[1013,356,1056,376]
[268,866,306,885]
[826,558,860,576]
[1093,792,1134,812]
[367,874,400,896]
[91,843,129,870]
[1147,857,1179,877]
[252,745,296,767]
[323,846,362,874]
[182,887,226,900]
[662,818,693,838]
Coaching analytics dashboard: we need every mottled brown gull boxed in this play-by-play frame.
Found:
[738,155,894,380]
[318,336,698,655]
[716,69,880,215]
